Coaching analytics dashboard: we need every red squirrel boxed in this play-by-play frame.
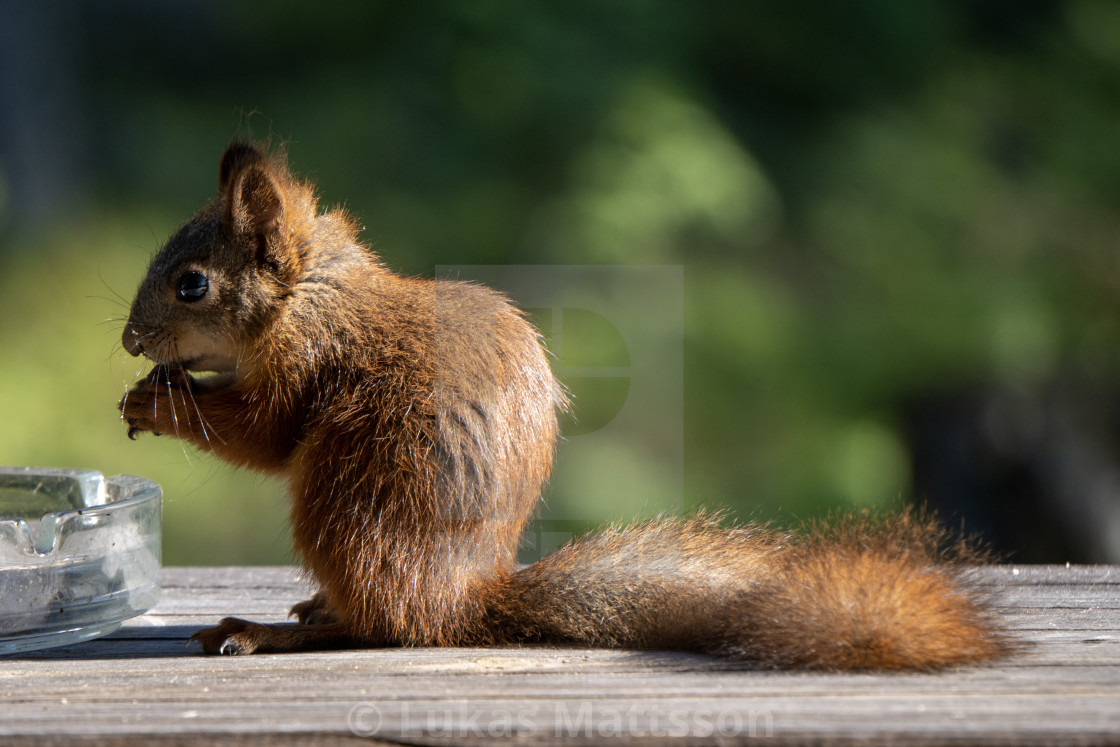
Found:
[119,142,1008,669]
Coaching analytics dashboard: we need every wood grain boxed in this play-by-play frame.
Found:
[0,566,1116,746]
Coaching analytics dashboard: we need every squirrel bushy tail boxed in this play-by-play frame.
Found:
[488,511,1008,670]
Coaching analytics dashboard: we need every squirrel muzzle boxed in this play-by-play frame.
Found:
[121,325,144,357]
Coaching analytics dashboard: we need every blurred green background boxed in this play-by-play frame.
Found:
[2,0,1119,564]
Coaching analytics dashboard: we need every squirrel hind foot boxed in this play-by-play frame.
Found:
[189,617,260,655]
[190,617,357,655]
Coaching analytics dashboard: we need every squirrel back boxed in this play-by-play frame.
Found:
[119,142,1009,669]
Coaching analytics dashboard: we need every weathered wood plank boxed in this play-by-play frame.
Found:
[0,565,1117,746]
[154,564,1120,588]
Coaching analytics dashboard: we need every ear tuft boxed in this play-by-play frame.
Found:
[218,141,266,194]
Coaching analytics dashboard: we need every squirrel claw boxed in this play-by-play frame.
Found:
[219,639,249,656]
[126,418,159,439]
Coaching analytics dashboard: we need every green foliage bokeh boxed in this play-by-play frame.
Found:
[1,0,1119,563]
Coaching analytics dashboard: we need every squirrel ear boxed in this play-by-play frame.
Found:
[229,166,284,239]
[218,142,266,194]
[217,142,299,278]
[219,142,283,238]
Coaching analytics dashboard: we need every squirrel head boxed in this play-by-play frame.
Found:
[121,142,314,376]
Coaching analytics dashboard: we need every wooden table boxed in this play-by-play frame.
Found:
[0,566,1117,745]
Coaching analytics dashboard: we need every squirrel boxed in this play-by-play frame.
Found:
[118,142,1009,669]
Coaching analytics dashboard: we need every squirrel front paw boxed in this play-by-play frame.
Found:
[119,366,192,438]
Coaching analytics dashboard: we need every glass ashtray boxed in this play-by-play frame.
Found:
[0,467,161,654]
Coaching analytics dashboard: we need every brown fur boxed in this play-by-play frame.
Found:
[119,142,1010,669]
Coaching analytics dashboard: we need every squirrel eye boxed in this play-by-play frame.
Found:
[177,271,209,302]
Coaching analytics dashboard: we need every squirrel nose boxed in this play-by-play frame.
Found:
[122,325,144,357]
